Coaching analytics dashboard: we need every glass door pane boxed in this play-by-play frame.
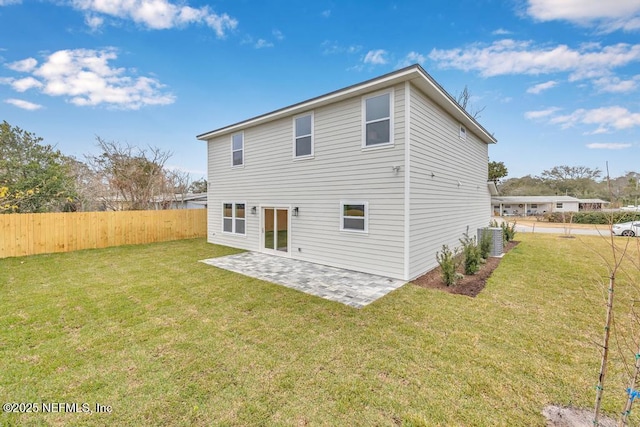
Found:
[276,209,288,252]
[264,208,274,250]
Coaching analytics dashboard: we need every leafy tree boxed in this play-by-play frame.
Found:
[0,121,76,213]
[539,165,601,197]
[488,160,508,184]
[63,157,108,212]
[189,178,208,194]
[499,175,555,196]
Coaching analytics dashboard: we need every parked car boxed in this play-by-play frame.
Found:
[620,205,640,212]
[612,221,640,237]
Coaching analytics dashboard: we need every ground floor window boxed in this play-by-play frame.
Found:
[223,202,245,235]
[340,201,368,232]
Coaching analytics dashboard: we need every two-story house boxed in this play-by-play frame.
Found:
[197,64,497,281]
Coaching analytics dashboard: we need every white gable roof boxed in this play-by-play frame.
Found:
[491,196,580,203]
[197,64,497,145]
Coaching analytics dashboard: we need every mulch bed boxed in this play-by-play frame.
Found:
[411,241,519,297]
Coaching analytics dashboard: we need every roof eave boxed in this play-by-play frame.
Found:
[197,64,497,145]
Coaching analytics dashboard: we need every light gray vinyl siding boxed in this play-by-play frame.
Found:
[207,84,407,279]
[408,84,490,279]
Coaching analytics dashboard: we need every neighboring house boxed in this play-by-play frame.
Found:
[100,193,207,211]
[578,198,609,211]
[152,193,208,210]
[197,64,497,281]
[491,196,609,216]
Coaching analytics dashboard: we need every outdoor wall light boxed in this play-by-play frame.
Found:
[251,206,257,214]
[293,207,299,217]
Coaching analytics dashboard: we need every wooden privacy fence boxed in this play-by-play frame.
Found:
[0,209,207,258]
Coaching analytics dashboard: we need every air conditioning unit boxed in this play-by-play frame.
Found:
[478,227,503,257]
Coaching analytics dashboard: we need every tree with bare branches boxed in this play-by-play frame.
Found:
[86,138,173,210]
[589,164,640,426]
[456,85,486,119]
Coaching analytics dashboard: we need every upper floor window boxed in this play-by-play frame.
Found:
[459,125,467,140]
[294,113,313,158]
[363,92,392,147]
[556,202,563,209]
[231,133,243,167]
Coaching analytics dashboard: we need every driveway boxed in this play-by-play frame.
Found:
[497,217,610,236]
[514,223,606,236]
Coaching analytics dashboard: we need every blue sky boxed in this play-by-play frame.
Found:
[1,0,639,180]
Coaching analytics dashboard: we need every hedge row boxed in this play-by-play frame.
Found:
[541,211,640,224]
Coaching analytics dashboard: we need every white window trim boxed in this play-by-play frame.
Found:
[340,201,369,233]
[459,125,467,140]
[231,132,244,168]
[292,112,314,159]
[362,89,394,149]
[222,201,246,236]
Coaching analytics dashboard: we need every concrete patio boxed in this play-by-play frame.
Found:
[200,252,406,308]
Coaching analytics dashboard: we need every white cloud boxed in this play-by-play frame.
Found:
[254,39,273,49]
[322,40,361,55]
[549,106,640,133]
[0,0,21,5]
[526,80,558,94]
[527,0,640,32]
[524,107,561,119]
[5,98,43,110]
[272,29,284,41]
[85,14,104,30]
[7,58,38,72]
[11,77,44,92]
[363,49,388,65]
[586,142,632,149]
[69,0,237,36]
[321,9,331,18]
[4,48,175,109]
[592,75,640,93]
[429,39,640,82]
[396,51,427,68]
[492,28,512,35]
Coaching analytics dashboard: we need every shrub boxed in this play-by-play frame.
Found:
[436,244,461,286]
[489,219,516,245]
[479,228,492,259]
[502,221,517,242]
[460,233,481,275]
[543,211,640,224]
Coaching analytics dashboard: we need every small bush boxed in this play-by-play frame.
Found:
[436,244,460,286]
[502,221,517,242]
[543,211,640,224]
[489,219,516,245]
[460,233,481,275]
[479,229,492,259]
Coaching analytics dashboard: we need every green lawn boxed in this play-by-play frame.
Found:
[1,235,639,426]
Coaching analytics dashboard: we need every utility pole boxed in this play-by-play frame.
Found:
[636,172,640,210]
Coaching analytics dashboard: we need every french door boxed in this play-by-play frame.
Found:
[262,208,289,253]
